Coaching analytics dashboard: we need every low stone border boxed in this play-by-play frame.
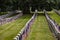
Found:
[53,9,60,16]
[0,10,22,19]
[0,11,23,25]
[13,13,37,40]
[44,10,60,40]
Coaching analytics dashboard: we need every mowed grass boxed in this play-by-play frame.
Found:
[49,11,60,25]
[26,14,55,40]
[0,12,8,15]
[0,14,32,40]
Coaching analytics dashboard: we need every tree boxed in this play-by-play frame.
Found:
[0,0,60,12]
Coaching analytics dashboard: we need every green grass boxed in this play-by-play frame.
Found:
[49,11,60,25]
[0,14,32,40]
[0,12,7,15]
[26,14,55,40]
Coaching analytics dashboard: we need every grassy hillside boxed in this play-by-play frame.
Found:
[26,14,55,40]
[49,12,60,25]
[0,14,32,40]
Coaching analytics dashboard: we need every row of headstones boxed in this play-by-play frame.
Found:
[54,9,60,16]
[0,11,23,25]
[13,13,37,40]
[0,12,13,19]
[0,10,21,19]
[44,10,60,40]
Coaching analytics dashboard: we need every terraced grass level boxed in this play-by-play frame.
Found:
[49,11,60,25]
[26,14,55,40]
[0,14,32,40]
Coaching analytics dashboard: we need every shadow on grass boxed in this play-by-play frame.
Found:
[37,13,45,16]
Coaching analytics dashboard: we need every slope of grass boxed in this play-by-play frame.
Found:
[49,12,60,25]
[0,14,32,40]
[26,14,55,40]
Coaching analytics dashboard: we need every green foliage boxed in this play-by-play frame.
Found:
[0,0,60,12]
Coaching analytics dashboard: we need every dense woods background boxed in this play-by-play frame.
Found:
[0,0,60,13]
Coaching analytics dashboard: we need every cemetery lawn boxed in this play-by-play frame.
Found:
[49,11,60,25]
[26,14,55,40]
[0,14,32,40]
[0,12,8,15]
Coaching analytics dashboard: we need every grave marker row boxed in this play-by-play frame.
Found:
[54,9,60,16]
[0,10,22,19]
[14,13,37,40]
[44,10,60,40]
[0,11,23,25]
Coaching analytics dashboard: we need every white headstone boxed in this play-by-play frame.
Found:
[35,10,38,13]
